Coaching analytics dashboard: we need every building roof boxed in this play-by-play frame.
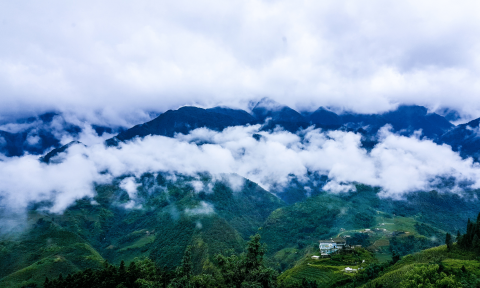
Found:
[319,239,336,243]
[319,237,346,243]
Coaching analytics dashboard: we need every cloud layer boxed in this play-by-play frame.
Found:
[1,1,480,122]
[1,125,480,217]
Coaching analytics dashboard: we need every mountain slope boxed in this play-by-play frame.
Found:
[305,107,342,129]
[440,116,480,159]
[361,245,480,288]
[0,219,104,288]
[252,98,310,133]
[0,172,284,287]
[39,141,84,163]
[0,112,81,157]
[339,105,454,139]
[206,107,257,124]
[106,106,256,145]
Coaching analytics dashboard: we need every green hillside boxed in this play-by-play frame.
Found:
[278,248,375,287]
[0,172,283,287]
[2,176,480,287]
[260,185,448,271]
[359,245,480,288]
[0,220,104,288]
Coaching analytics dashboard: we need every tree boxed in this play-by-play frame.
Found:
[399,264,461,288]
[169,247,196,288]
[127,261,139,287]
[301,278,318,288]
[43,277,51,288]
[245,234,265,272]
[473,234,480,253]
[180,246,192,280]
[445,233,453,250]
[118,260,127,283]
[391,250,400,265]
[216,234,278,288]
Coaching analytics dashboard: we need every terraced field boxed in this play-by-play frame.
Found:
[279,261,351,287]
[279,249,374,287]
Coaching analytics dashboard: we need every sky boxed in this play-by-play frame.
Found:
[1,1,480,124]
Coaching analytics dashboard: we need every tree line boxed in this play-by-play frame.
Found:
[455,212,480,252]
[42,234,317,288]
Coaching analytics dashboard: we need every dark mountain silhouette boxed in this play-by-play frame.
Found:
[37,102,465,163]
[206,106,257,124]
[0,113,81,157]
[251,98,309,132]
[106,106,256,146]
[440,117,480,159]
[336,105,454,139]
[381,105,454,139]
[39,141,84,164]
[305,107,342,129]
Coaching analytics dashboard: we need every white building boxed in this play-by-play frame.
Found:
[318,238,347,254]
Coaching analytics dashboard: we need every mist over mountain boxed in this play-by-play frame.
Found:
[100,98,459,150]
[439,117,480,159]
[4,2,480,286]
[2,99,480,220]
[3,101,480,287]
[0,113,80,157]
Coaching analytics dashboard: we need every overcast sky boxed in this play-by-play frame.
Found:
[1,0,480,123]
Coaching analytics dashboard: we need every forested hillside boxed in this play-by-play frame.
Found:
[2,172,480,287]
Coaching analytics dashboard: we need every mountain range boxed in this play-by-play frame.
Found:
[19,98,477,165]
[106,99,456,145]
[3,99,480,287]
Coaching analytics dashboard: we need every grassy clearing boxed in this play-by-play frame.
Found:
[279,249,374,287]
[279,260,351,287]
[118,235,155,252]
[375,252,392,263]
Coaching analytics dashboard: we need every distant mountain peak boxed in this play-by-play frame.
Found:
[307,107,341,128]
[252,97,285,112]
[433,107,462,122]
[315,106,336,113]
[40,141,84,164]
[394,104,428,116]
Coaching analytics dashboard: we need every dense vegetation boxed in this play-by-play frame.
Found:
[354,213,480,288]
[457,213,480,252]
[2,171,480,288]
[0,173,282,287]
[42,234,317,288]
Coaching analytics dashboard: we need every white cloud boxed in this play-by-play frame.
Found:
[120,177,139,200]
[0,146,106,213]
[2,125,480,216]
[185,201,215,216]
[26,134,41,146]
[0,122,39,133]
[190,180,205,193]
[1,1,480,122]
